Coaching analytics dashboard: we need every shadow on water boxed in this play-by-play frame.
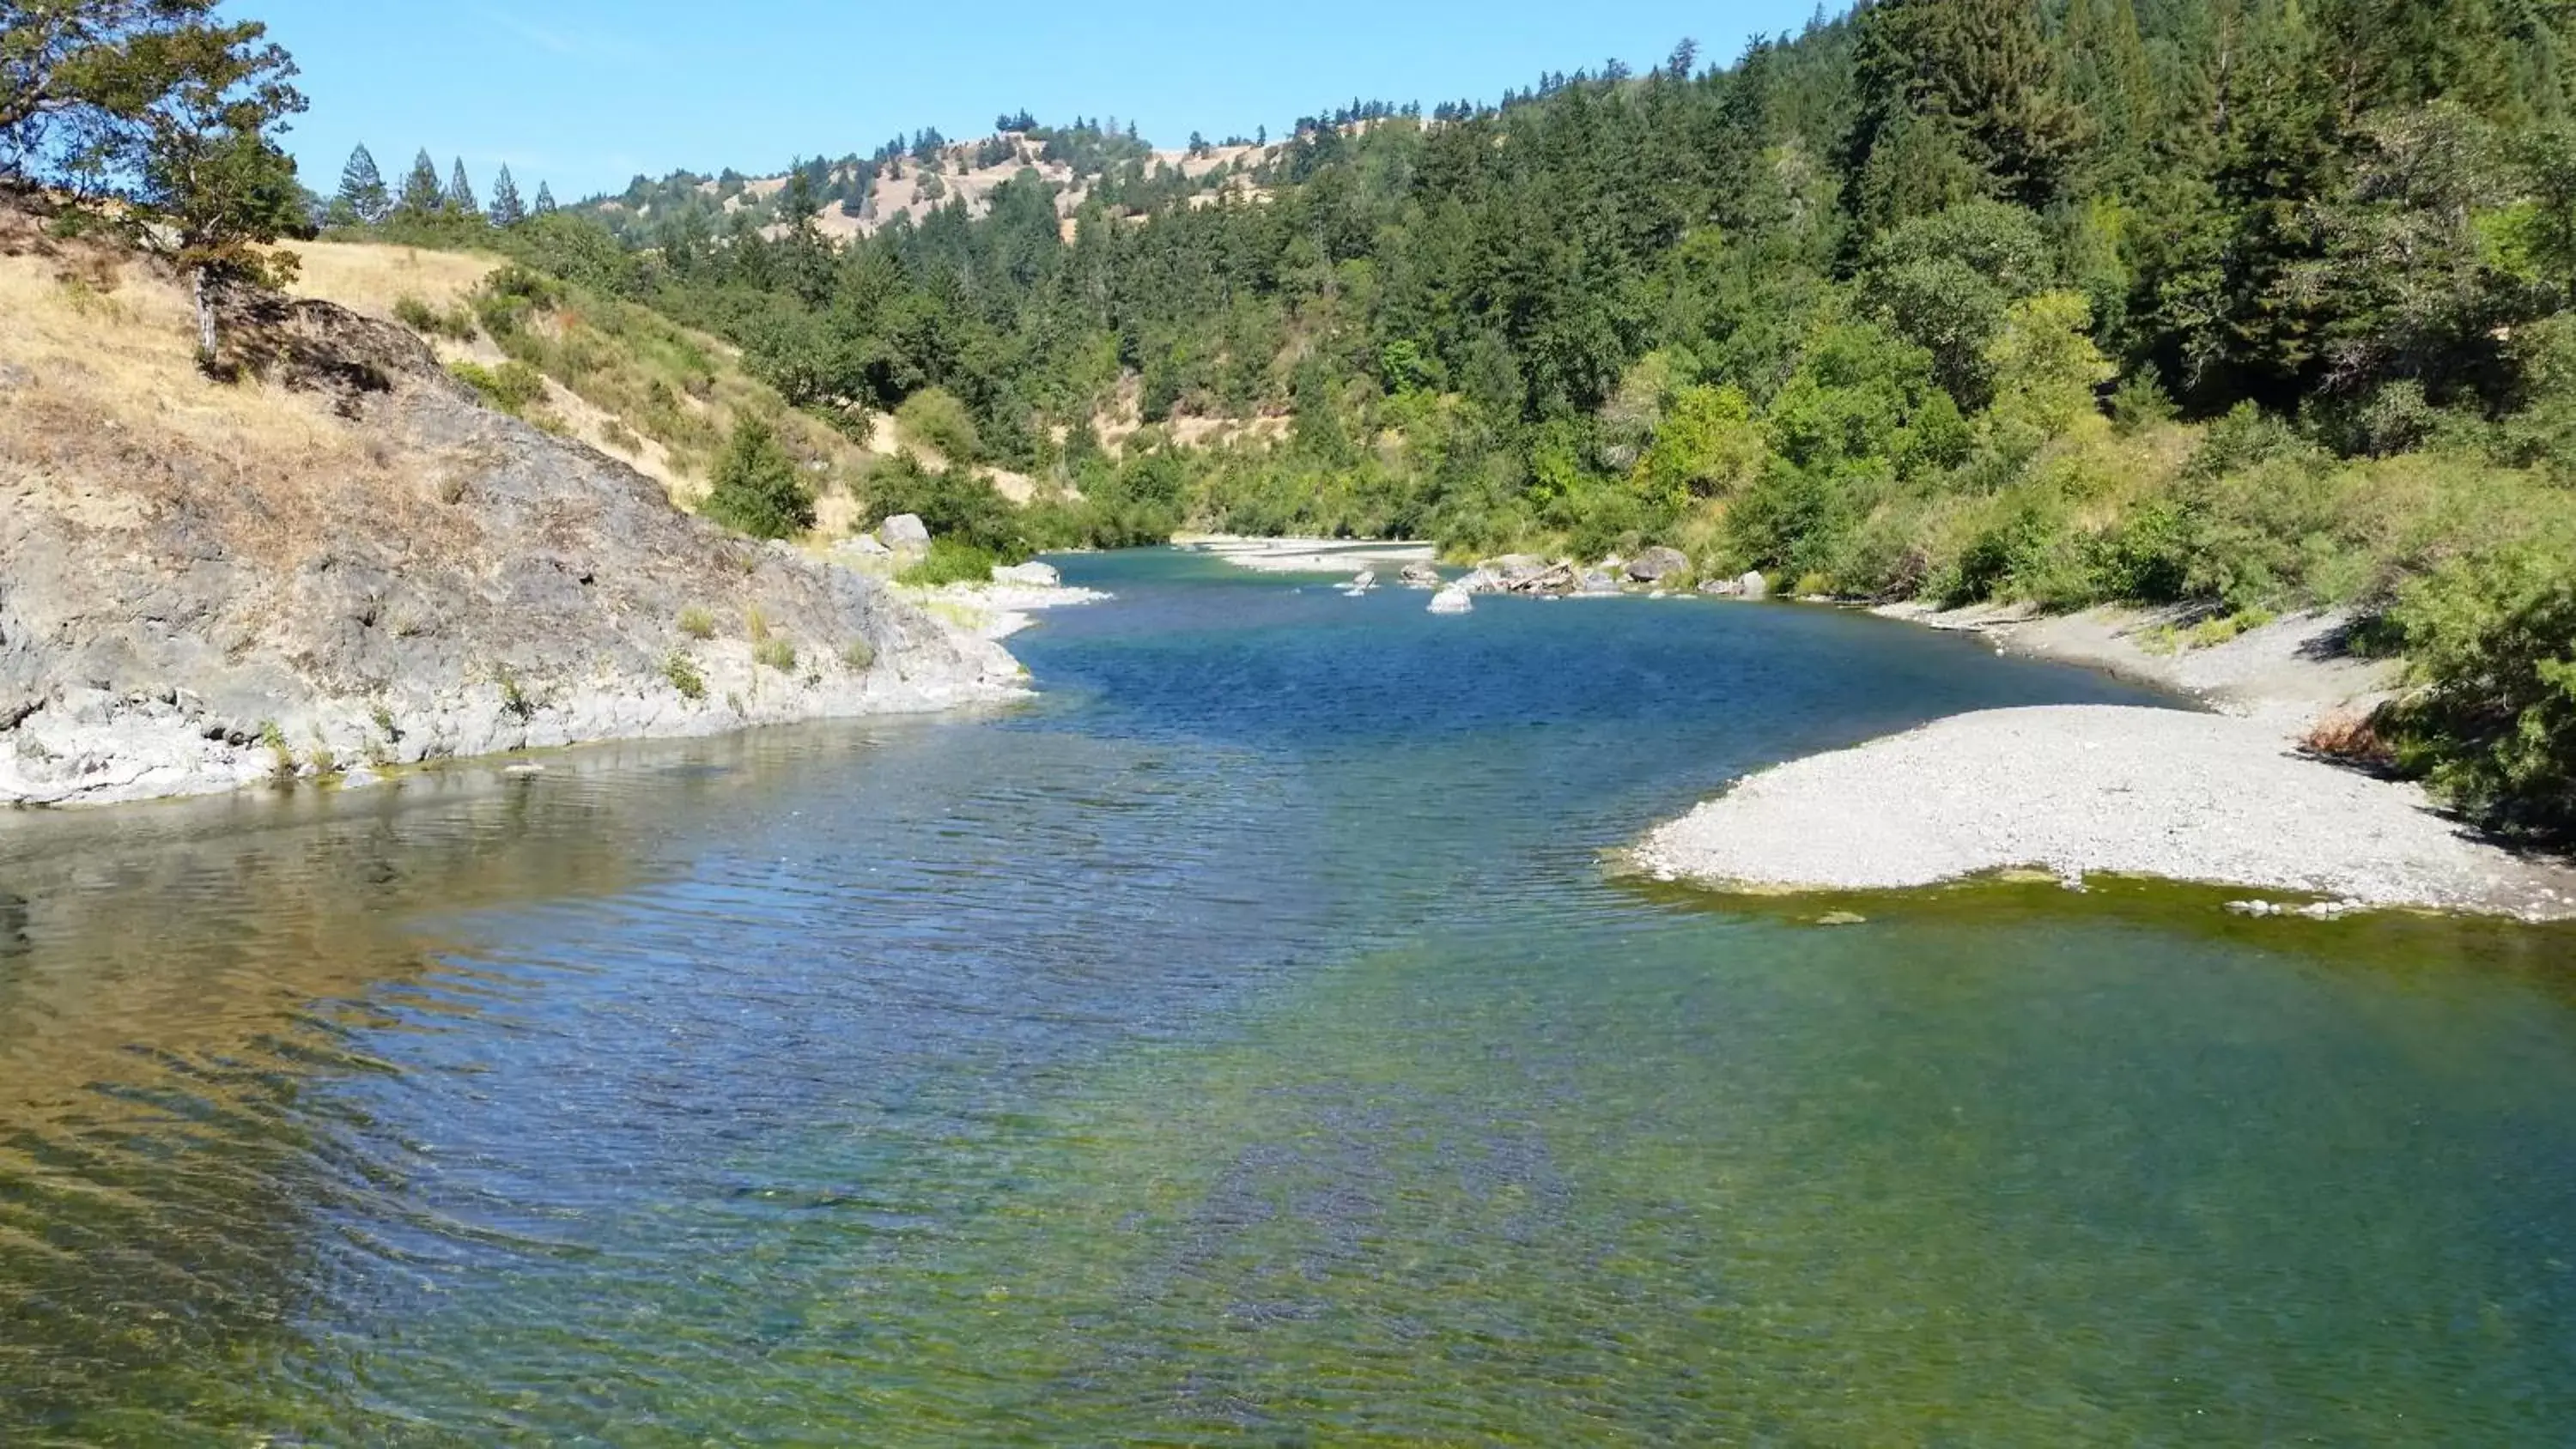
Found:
[4,549,2576,1443]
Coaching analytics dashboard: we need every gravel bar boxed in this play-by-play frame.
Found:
[1632,705,2576,919]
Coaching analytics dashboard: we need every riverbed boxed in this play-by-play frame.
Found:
[5,548,2575,1442]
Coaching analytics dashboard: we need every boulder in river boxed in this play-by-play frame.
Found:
[1627,546,1690,583]
[1428,586,1474,615]
[878,514,932,552]
[1737,570,1771,601]
[1455,567,1504,595]
[991,561,1061,588]
[1400,561,1443,589]
[1503,561,1579,597]
[1577,568,1620,595]
[1350,569,1378,592]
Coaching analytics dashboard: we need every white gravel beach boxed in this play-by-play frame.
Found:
[1633,704,2576,919]
[1184,535,1439,573]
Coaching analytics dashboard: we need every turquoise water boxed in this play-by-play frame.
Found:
[4,549,2575,1444]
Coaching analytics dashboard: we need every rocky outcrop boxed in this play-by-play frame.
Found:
[2,288,1020,807]
[1400,561,1443,589]
[1626,546,1689,583]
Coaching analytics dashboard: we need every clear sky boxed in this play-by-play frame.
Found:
[230,1,1831,202]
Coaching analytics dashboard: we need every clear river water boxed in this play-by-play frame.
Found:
[5,548,2576,1445]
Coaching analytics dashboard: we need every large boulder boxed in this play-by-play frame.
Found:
[1627,546,1690,583]
[1428,586,1474,615]
[1737,570,1771,601]
[1400,561,1443,589]
[1577,568,1620,595]
[1517,562,1580,596]
[878,513,931,552]
[1455,566,1504,595]
[991,561,1061,588]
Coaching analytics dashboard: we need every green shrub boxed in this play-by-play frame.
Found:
[895,387,981,464]
[447,360,549,416]
[702,416,817,540]
[865,452,1030,557]
[2107,372,2177,435]
[392,294,439,333]
[899,537,1005,586]
[843,638,877,671]
[664,652,706,700]
[753,635,798,671]
[395,293,478,342]
[2379,546,2576,840]
[677,605,716,639]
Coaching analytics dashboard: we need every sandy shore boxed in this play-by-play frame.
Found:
[1636,604,2576,919]
[1182,535,1438,574]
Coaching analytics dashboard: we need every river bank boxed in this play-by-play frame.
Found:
[1176,534,1439,573]
[1639,603,2576,919]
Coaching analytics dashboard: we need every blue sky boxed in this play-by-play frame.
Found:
[234,1,1832,202]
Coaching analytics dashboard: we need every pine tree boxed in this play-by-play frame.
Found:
[398,148,444,217]
[533,181,556,215]
[335,143,387,223]
[489,164,525,227]
[447,157,478,217]
[701,416,815,539]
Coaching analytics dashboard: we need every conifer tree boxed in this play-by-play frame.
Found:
[533,180,557,215]
[398,148,443,216]
[489,164,525,227]
[335,143,387,222]
[702,416,815,539]
[446,157,478,216]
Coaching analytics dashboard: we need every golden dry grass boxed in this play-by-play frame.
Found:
[0,251,382,544]
[285,241,501,321]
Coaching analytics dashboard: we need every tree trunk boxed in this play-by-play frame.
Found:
[192,267,219,369]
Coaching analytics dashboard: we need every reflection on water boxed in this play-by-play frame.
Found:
[4,549,2575,1443]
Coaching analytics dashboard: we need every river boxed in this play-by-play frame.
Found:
[5,548,2574,1443]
